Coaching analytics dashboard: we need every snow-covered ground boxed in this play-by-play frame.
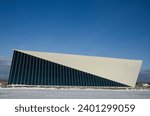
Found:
[0,88,150,99]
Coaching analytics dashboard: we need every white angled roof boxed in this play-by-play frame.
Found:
[15,49,142,87]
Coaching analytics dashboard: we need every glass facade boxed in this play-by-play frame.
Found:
[8,50,127,87]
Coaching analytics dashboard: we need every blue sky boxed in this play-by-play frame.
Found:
[0,0,150,80]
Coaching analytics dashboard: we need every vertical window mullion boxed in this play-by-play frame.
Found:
[78,71,82,86]
[76,70,79,86]
[20,53,25,84]
[41,59,44,85]
[55,64,59,85]
[11,51,18,84]
[27,55,31,85]
[65,67,68,85]
[61,65,64,85]
[34,57,37,85]
[50,62,53,85]
[38,58,41,85]
[16,52,22,84]
[31,57,35,85]
[47,61,50,85]
[24,54,28,84]
[58,65,61,85]
[45,61,48,85]
[71,68,74,85]
[44,60,46,85]
[41,59,43,85]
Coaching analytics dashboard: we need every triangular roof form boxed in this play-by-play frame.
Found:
[14,49,142,87]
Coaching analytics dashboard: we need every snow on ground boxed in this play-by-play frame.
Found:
[0,88,150,99]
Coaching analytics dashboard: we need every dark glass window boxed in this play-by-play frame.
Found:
[8,50,128,87]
